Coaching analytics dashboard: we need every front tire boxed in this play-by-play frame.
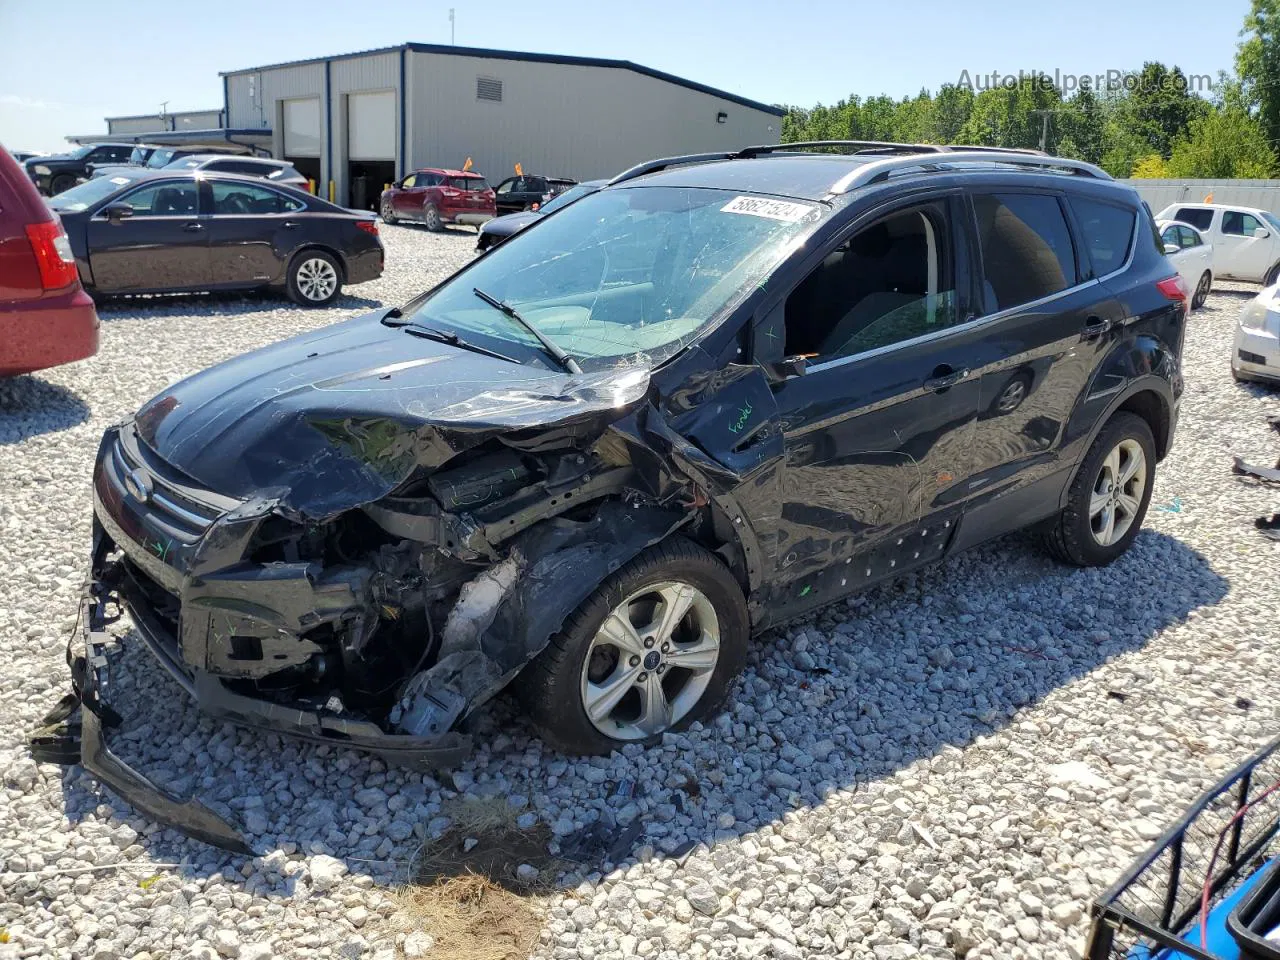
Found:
[50,174,76,195]
[286,251,342,307]
[1041,412,1156,567]
[380,198,398,225]
[519,538,749,755]
[1192,271,1211,309]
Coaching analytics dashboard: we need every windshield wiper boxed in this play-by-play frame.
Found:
[389,319,522,365]
[472,286,582,374]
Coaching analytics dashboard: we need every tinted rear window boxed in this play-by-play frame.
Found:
[450,176,488,191]
[973,193,1078,312]
[1069,197,1136,277]
[1175,207,1214,231]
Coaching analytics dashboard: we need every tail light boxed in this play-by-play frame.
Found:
[24,219,79,290]
[356,220,379,236]
[1156,275,1189,305]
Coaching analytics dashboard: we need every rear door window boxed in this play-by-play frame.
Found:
[210,181,305,214]
[973,193,1078,312]
[1068,197,1135,277]
[1174,207,1214,231]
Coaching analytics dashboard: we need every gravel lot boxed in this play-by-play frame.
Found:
[2,224,1280,960]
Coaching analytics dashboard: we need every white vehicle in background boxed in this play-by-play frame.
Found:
[1234,286,1280,386]
[1156,202,1280,285]
[1156,219,1214,309]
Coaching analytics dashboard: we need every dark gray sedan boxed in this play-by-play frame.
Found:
[48,170,382,306]
[476,179,605,251]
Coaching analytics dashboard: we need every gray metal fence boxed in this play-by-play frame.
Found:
[1122,178,1280,217]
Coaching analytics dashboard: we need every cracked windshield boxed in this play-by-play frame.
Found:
[407,186,823,369]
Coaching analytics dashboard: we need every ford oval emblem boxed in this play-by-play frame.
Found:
[124,467,153,504]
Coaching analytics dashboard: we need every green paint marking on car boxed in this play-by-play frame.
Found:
[728,400,753,434]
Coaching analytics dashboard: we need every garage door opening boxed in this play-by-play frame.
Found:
[348,160,395,211]
[346,90,396,210]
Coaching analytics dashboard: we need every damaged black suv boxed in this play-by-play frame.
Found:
[36,142,1187,852]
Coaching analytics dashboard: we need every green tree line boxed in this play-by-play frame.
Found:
[779,1,1280,180]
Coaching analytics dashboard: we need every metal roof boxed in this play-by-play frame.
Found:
[66,129,272,155]
[218,42,785,117]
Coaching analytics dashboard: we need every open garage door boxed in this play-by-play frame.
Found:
[282,97,321,192]
[347,90,396,210]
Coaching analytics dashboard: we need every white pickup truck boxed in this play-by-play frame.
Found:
[1156,202,1280,285]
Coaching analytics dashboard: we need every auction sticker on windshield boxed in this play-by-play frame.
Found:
[721,195,815,223]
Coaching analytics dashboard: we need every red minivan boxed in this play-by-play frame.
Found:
[378,168,497,231]
[0,144,99,376]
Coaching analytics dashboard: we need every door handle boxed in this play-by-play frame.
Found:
[282,221,299,229]
[1080,315,1114,340]
[924,364,970,392]
[183,222,204,233]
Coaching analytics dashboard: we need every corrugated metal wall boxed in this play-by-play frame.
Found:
[408,51,780,183]
[106,117,163,135]
[1124,179,1280,217]
[330,52,401,205]
[226,64,326,137]
[170,110,224,130]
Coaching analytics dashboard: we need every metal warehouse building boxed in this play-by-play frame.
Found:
[220,43,784,209]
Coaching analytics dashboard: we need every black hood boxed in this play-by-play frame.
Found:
[132,310,651,518]
[480,211,541,238]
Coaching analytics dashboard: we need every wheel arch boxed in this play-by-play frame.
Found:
[1058,378,1174,511]
[287,244,347,284]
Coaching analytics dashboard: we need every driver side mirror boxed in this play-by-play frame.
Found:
[101,203,134,223]
[1163,242,1179,255]
[1255,226,1271,240]
[762,355,809,381]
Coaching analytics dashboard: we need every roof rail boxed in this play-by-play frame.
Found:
[945,144,1047,156]
[609,152,738,185]
[829,151,1113,194]
[737,140,950,158]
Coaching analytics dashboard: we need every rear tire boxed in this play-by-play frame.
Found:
[1192,271,1211,309]
[519,538,749,756]
[286,251,342,307]
[1041,412,1156,567]
[422,203,442,231]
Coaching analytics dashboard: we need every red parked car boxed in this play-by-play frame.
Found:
[379,168,496,231]
[0,144,99,376]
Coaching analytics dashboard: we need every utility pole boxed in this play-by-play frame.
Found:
[449,8,455,44]
[1030,109,1054,152]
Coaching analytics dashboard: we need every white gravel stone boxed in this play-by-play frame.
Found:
[2,240,1279,960]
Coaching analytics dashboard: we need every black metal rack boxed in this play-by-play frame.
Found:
[1088,736,1280,959]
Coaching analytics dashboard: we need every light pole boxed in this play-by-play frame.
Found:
[449,8,455,44]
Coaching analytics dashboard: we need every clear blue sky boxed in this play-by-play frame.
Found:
[0,0,1254,153]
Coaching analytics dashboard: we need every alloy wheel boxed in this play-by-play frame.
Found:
[1089,438,1146,546]
[579,581,721,741]
[423,205,441,230]
[996,379,1027,413]
[295,257,338,302]
[380,199,395,223]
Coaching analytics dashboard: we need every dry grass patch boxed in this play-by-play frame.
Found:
[396,874,543,960]
[393,794,565,960]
